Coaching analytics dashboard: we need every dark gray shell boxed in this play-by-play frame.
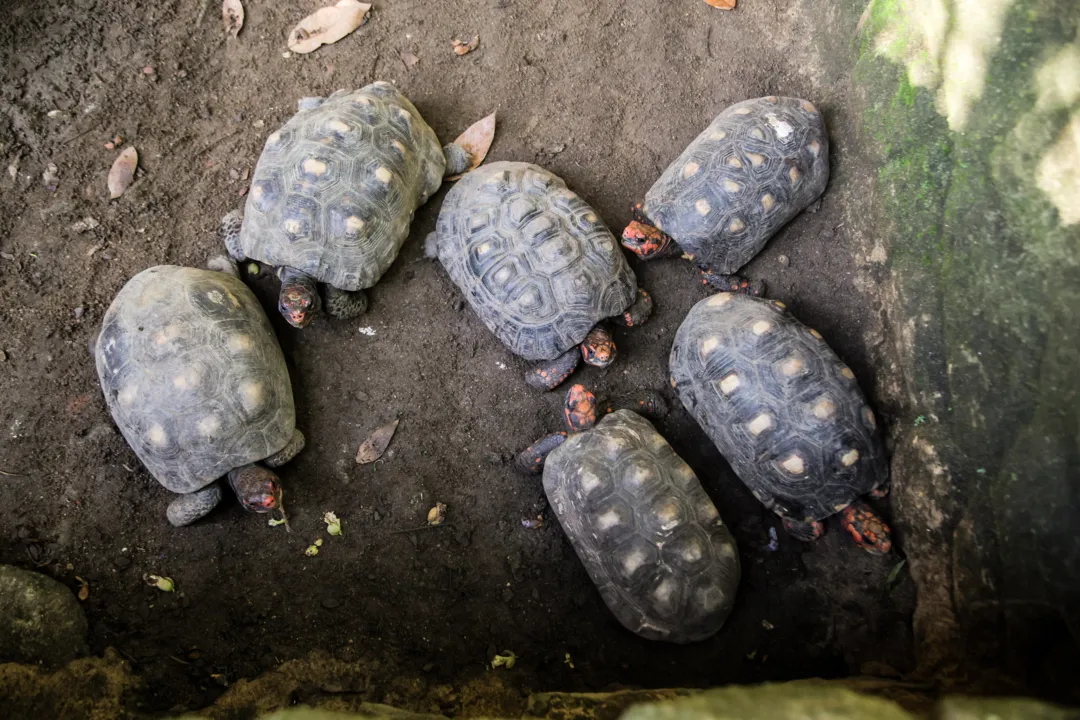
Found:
[669,293,886,525]
[95,266,295,494]
[239,82,445,291]
[643,97,829,274]
[434,162,637,361]
[544,410,741,643]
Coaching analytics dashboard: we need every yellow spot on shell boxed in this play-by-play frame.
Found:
[727,157,742,168]
[654,503,680,529]
[391,140,406,153]
[118,385,138,406]
[240,381,265,412]
[719,373,740,395]
[346,216,365,233]
[251,185,264,199]
[750,128,766,140]
[808,140,821,157]
[723,179,741,193]
[302,158,328,176]
[682,162,700,178]
[863,407,877,428]
[707,293,732,306]
[229,334,253,352]
[283,219,301,234]
[580,470,603,494]
[733,107,752,115]
[809,328,824,339]
[841,449,860,466]
[841,366,855,379]
[268,132,282,144]
[746,152,765,167]
[813,398,837,419]
[801,100,818,113]
[477,243,492,255]
[700,336,721,356]
[197,415,222,436]
[780,356,804,376]
[153,325,181,345]
[695,199,711,216]
[748,413,773,436]
[762,194,776,211]
[773,300,786,309]
[781,454,805,475]
[328,120,351,133]
[596,509,621,530]
[585,213,597,222]
[669,375,677,388]
[729,218,746,232]
[710,129,727,140]
[789,166,802,184]
[752,320,772,335]
[375,166,393,183]
[765,95,778,102]
[147,424,167,446]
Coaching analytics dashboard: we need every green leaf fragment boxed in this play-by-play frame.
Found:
[491,651,517,669]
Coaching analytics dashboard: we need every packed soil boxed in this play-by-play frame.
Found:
[0,0,914,713]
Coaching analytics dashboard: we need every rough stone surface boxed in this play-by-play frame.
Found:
[0,564,89,668]
[848,0,1080,701]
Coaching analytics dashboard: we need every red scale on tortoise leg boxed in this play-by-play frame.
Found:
[840,501,892,554]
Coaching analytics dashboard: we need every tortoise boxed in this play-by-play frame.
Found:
[223,81,493,328]
[518,385,741,643]
[669,292,890,553]
[94,263,304,527]
[427,161,653,390]
[621,96,829,295]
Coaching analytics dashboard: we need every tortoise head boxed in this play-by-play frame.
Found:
[621,221,675,260]
[581,326,616,368]
[278,271,321,328]
[228,464,284,515]
[564,384,599,433]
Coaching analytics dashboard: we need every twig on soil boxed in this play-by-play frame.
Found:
[0,468,29,477]
[391,523,454,535]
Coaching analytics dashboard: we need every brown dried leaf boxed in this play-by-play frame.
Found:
[452,36,479,55]
[704,0,736,8]
[288,0,372,54]
[76,576,89,602]
[400,50,420,69]
[223,0,244,38]
[445,112,496,181]
[356,418,399,464]
[107,146,137,199]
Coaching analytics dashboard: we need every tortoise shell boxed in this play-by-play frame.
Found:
[434,161,637,361]
[669,293,886,525]
[239,82,445,291]
[95,266,295,494]
[544,410,741,643]
[643,97,829,274]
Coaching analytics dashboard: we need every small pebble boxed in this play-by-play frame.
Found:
[453,299,464,312]
[229,168,240,181]
[282,51,292,59]
[422,662,435,673]
[502,588,515,603]
[142,66,155,75]
[0,349,6,362]
[372,509,382,522]
[778,255,790,267]
[104,142,115,150]
[321,598,340,609]
[1,252,15,261]
[252,119,265,129]
[73,306,84,319]
[177,69,187,78]
[114,556,132,569]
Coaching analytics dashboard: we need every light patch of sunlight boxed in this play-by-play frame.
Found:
[1036,43,1080,111]
[1037,113,1080,226]
[873,0,950,89]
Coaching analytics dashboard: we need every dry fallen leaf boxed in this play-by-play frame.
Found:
[223,0,244,38]
[76,576,89,602]
[704,0,736,8]
[288,0,372,54]
[445,112,496,181]
[452,36,479,55]
[107,146,137,199]
[399,50,420,69]
[356,418,399,464]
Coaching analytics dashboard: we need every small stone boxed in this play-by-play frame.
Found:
[422,662,435,673]
[113,556,131,569]
[177,69,187,78]
[0,350,6,362]
[240,168,249,181]
[73,306,84,319]
[0,564,89,667]
[502,588,515,603]
[142,66,155,75]
[778,255,790,266]
[453,299,465,311]
[321,598,340,609]
[0,252,14,261]
[252,119,265,129]
[372,509,382,522]
[229,168,240,181]
[104,142,115,150]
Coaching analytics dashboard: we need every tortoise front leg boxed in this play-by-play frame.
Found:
[220,210,246,261]
[264,429,306,468]
[614,288,654,328]
[516,432,567,474]
[525,347,580,391]
[323,285,369,320]
[167,483,223,527]
[840,501,892,554]
[698,266,765,296]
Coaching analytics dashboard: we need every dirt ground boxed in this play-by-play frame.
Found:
[0,0,913,713]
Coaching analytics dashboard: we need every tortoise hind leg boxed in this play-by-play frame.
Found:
[264,429,306,468]
[324,286,368,319]
[614,288,654,328]
[516,432,567,474]
[781,516,825,541]
[220,210,246,261]
[525,347,580,391]
[840,501,892,554]
[167,484,224,527]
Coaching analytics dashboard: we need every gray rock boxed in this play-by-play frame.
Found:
[0,564,89,667]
